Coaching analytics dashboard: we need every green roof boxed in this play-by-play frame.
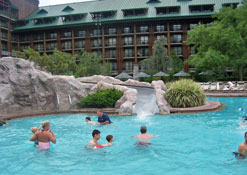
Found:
[14,0,242,31]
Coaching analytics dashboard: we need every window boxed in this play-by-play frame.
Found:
[33,33,43,41]
[34,17,56,25]
[140,36,149,44]
[139,26,149,32]
[63,41,72,49]
[109,49,116,58]
[124,37,133,45]
[93,39,101,47]
[0,31,7,40]
[63,31,72,38]
[75,40,85,48]
[78,31,86,37]
[46,32,57,40]
[124,49,133,57]
[157,35,165,40]
[156,6,180,15]
[108,38,116,46]
[171,34,182,43]
[123,61,133,71]
[189,24,198,30]
[173,47,182,55]
[222,3,238,9]
[92,29,101,36]
[110,62,117,71]
[46,42,57,50]
[108,28,116,35]
[138,48,149,57]
[91,11,116,19]
[189,5,214,13]
[12,34,18,42]
[1,42,7,51]
[35,43,44,51]
[170,24,182,31]
[156,25,166,32]
[0,20,7,28]
[123,9,147,17]
[20,35,29,42]
[123,27,131,34]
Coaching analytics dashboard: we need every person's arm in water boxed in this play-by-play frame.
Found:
[29,133,38,142]
[97,120,109,125]
[48,129,56,144]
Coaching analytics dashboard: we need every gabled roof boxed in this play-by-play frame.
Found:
[15,0,242,31]
[62,6,74,12]
[37,9,48,15]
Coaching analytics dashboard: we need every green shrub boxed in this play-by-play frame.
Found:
[165,79,205,108]
[79,88,124,108]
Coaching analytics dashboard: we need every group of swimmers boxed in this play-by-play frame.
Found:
[27,111,247,157]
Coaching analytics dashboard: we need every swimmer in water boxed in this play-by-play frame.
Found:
[103,135,114,147]
[134,125,154,145]
[29,121,56,150]
[238,132,247,158]
[85,117,96,125]
[238,116,247,127]
[88,129,104,149]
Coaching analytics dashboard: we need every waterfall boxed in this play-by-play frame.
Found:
[131,87,159,117]
[56,93,60,110]
[68,94,72,108]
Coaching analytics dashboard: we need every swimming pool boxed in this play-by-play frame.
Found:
[0,97,247,175]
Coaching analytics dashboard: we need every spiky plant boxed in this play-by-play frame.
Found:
[165,79,205,108]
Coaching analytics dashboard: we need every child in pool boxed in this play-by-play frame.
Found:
[85,117,96,125]
[103,135,114,147]
[31,126,41,147]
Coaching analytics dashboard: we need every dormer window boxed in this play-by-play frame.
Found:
[123,8,147,17]
[222,3,239,9]
[189,5,214,13]
[91,11,116,19]
[156,6,180,15]
[62,14,85,22]
[34,17,57,25]
[62,6,74,12]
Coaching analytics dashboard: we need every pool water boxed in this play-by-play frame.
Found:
[1,97,247,175]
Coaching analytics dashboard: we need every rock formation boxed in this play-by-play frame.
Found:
[0,57,137,116]
[151,80,171,114]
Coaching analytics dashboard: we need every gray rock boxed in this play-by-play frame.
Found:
[0,57,90,116]
[151,80,170,114]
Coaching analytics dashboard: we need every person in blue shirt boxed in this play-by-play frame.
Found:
[96,110,112,125]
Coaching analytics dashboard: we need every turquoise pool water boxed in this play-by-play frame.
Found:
[1,97,247,175]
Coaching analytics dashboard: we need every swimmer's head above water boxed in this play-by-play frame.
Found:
[242,116,247,121]
[140,125,147,134]
[86,117,91,121]
[41,121,50,130]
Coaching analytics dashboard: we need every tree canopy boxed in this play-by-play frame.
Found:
[14,47,111,77]
[141,37,182,75]
[186,3,247,80]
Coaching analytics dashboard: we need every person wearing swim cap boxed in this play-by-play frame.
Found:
[29,121,56,149]
[88,129,104,148]
[134,125,154,145]
[96,109,112,125]
[238,132,247,158]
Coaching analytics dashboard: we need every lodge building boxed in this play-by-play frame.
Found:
[0,0,242,74]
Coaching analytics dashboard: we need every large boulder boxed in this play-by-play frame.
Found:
[0,57,91,116]
[77,75,123,85]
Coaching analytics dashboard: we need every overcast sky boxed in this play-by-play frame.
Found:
[39,0,91,7]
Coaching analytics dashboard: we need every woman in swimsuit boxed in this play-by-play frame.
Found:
[29,121,56,149]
